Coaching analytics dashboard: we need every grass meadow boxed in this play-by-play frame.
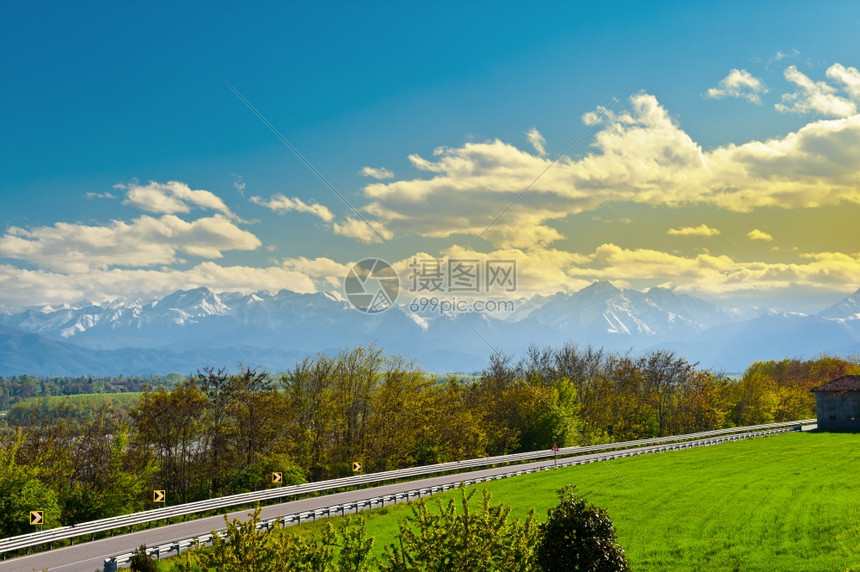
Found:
[261,431,860,571]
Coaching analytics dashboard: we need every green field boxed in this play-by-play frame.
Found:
[5,392,143,423]
[272,431,860,571]
[13,392,143,407]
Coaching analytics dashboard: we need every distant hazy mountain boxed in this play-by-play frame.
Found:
[0,323,313,377]
[2,283,859,377]
[818,288,860,320]
[654,311,860,372]
[516,281,733,342]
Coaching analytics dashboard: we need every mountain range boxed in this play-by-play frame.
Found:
[2,282,860,376]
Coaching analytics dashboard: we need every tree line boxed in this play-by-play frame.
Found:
[0,373,183,411]
[1,344,856,538]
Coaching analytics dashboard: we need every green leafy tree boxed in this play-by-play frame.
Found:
[0,431,61,538]
[380,485,539,571]
[536,485,628,572]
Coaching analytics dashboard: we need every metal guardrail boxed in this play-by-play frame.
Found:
[105,424,805,569]
[0,419,814,557]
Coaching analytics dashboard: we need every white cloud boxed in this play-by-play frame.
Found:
[281,256,352,290]
[776,65,857,117]
[0,254,356,312]
[668,224,721,237]
[360,166,395,179]
[0,261,321,311]
[4,239,860,313]
[121,180,236,217]
[85,192,116,200]
[231,173,246,196]
[389,243,860,303]
[332,217,393,244]
[526,127,547,155]
[0,215,261,272]
[768,49,801,67]
[250,194,335,222]
[747,229,774,241]
[706,69,767,104]
[357,88,860,248]
[581,243,860,297]
[827,63,860,100]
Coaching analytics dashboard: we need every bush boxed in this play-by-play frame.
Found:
[129,544,158,572]
[380,484,539,571]
[536,485,628,572]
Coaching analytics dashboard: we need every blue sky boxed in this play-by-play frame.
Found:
[2,1,860,312]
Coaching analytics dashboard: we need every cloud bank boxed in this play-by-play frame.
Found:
[360,90,860,249]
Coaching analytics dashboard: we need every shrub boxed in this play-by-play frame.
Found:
[129,544,158,572]
[536,485,628,571]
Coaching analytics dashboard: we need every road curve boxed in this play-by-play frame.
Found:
[0,428,800,572]
[0,452,598,572]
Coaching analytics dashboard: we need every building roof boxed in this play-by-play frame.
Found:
[811,375,860,392]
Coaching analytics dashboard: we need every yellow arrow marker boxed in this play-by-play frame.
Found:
[272,472,282,484]
[153,490,166,503]
[353,461,362,473]
[30,511,43,525]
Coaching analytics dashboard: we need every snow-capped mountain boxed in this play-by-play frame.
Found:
[818,288,860,321]
[2,283,860,376]
[521,281,733,339]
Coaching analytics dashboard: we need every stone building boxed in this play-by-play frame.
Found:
[811,375,860,431]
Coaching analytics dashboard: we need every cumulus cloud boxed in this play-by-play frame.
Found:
[776,65,857,117]
[357,88,860,248]
[332,217,393,244]
[121,180,236,217]
[250,194,334,222]
[0,215,261,273]
[747,229,774,241]
[526,127,547,155]
[706,69,767,104]
[668,224,721,237]
[360,166,395,179]
[827,63,860,100]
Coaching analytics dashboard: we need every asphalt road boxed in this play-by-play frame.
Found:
[0,455,568,572]
[3,427,806,572]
